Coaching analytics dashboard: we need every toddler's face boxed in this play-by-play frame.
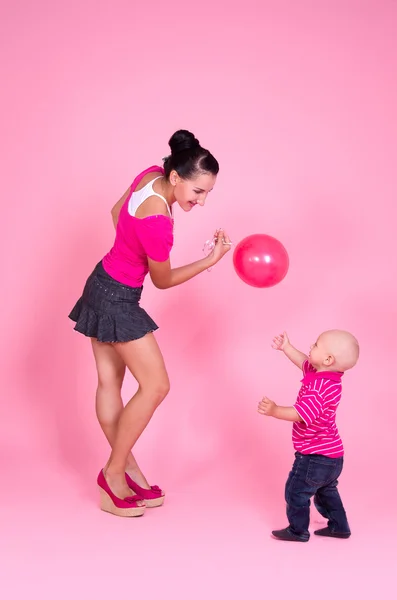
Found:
[309,335,328,368]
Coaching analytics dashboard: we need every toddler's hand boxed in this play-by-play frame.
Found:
[272,331,290,351]
[258,396,277,417]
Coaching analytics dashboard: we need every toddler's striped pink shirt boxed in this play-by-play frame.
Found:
[293,360,344,458]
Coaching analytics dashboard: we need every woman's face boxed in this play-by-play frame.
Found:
[170,170,217,212]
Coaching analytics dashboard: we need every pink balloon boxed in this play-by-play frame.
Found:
[233,234,289,288]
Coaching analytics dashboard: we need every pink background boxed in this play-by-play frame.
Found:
[1,0,396,597]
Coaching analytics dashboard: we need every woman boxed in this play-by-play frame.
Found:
[69,130,231,517]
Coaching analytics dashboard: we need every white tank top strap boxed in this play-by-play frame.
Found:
[128,176,172,218]
[148,177,172,216]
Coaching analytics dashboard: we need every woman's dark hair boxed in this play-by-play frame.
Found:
[163,130,219,180]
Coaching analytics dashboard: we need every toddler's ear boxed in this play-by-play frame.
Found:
[324,354,335,367]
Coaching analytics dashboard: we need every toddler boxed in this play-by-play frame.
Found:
[258,330,359,542]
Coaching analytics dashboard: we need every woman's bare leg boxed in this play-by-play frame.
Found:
[91,338,165,494]
[96,333,169,498]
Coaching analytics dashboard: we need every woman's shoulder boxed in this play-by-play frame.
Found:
[134,196,170,220]
[134,213,174,247]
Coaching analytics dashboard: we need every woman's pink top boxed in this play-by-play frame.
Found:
[102,166,174,287]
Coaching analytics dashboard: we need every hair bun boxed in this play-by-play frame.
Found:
[168,130,200,154]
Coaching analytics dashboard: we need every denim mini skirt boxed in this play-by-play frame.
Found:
[68,261,158,343]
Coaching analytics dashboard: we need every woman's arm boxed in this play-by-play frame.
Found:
[148,255,214,289]
[148,229,232,289]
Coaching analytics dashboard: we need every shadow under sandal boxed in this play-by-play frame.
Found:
[314,527,351,539]
[272,527,309,542]
[125,473,165,508]
[97,470,146,517]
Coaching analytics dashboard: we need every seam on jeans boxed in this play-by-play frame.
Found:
[286,463,301,504]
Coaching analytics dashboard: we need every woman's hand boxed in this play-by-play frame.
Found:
[207,229,232,266]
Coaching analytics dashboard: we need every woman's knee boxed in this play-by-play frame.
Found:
[144,377,170,405]
[155,378,171,403]
[95,381,124,427]
[97,367,125,390]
